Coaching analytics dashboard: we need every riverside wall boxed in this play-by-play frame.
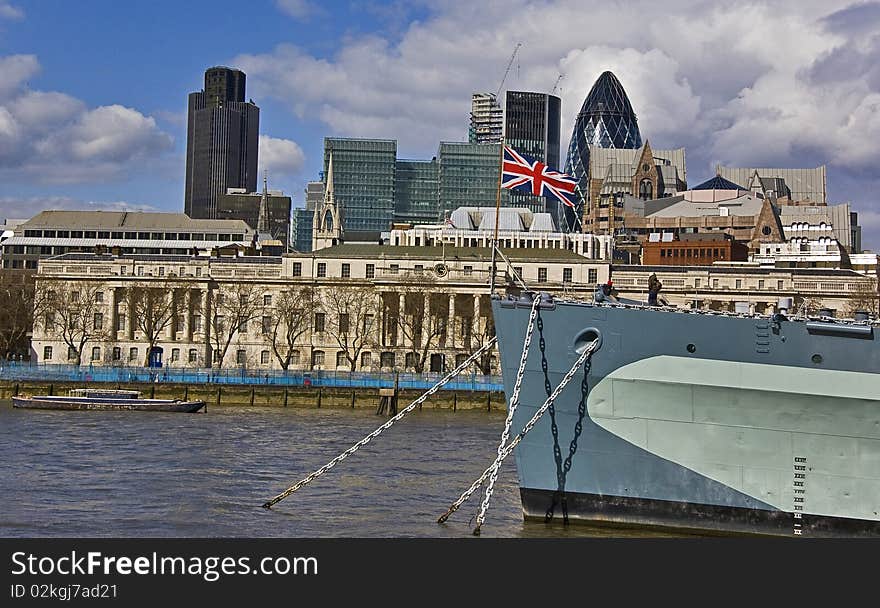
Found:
[0,381,507,411]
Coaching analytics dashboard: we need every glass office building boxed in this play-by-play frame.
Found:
[504,91,562,222]
[323,138,397,232]
[564,71,642,218]
[394,159,440,225]
[438,142,507,220]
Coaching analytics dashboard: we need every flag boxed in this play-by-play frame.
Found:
[445,216,455,228]
[501,145,578,208]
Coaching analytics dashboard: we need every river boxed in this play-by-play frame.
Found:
[0,402,681,538]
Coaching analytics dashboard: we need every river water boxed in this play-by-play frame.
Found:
[0,402,679,538]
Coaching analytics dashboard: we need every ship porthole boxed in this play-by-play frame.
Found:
[686,343,696,353]
[574,328,602,354]
[811,353,823,364]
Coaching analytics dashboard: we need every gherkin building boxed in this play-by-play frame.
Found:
[564,71,642,216]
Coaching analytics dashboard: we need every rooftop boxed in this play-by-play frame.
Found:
[310,244,591,262]
[20,210,252,231]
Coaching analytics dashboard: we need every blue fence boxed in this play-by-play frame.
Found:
[0,362,505,392]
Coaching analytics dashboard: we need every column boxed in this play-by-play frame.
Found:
[472,294,480,346]
[397,293,405,347]
[447,294,455,349]
[421,293,430,348]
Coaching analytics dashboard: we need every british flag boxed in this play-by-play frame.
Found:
[501,145,579,208]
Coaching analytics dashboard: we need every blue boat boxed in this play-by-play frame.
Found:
[492,293,880,537]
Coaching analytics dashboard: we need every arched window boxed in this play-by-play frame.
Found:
[323,211,333,232]
[639,179,653,201]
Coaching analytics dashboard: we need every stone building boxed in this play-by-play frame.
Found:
[30,246,609,373]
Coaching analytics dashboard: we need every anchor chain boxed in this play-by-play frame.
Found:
[472,339,597,535]
[435,337,598,532]
[536,306,566,523]
[438,294,542,524]
[262,337,498,509]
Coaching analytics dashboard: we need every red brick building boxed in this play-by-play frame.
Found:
[641,233,749,266]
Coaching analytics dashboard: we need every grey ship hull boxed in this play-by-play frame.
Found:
[492,297,880,537]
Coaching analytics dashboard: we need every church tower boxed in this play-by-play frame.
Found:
[312,153,343,251]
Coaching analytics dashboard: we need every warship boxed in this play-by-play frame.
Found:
[492,291,880,537]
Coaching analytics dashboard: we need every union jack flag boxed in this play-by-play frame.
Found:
[501,145,578,208]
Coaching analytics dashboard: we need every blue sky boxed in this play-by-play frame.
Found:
[2,0,880,249]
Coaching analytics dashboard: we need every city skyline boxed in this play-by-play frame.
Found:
[1,1,879,248]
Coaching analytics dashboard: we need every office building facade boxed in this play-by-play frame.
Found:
[469,93,503,144]
[185,66,259,219]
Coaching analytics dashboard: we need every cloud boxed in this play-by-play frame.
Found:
[275,0,319,20]
[0,196,160,220]
[0,54,174,184]
[0,2,23,20]
[258,134,306,180]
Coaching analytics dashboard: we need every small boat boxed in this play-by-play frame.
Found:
[12,388,205,413]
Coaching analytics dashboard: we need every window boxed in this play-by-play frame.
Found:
[263,294,272,306]
[694,278,701,288]
[777,280,784,290]
[236,349,246,365]
[239,294,248,305]
[317,263,327,278]
[195,267,202,277]
[336,351,346,367]
[366,264,375,279]
[261,350,270,365]
[563,268,572,283]
[514,266,523,279]
[735,279,742,289]
[712,279,719,288]
[188,349,198,363]
[43,346,52,361]
[262,316,272,334]
[213,350,221,363]
[311,350,325,367]
[112,347,121,361]
[314,312,325,333]
[639,179,653,201]
[192,315,202,333]
[405,352,419,369]
[238,319,248,334]
[588,269,598,284]
[290,350,301,366]
[93,312,103,330]
[414,264,424,273]
[129,347,138,362]
[389,264,399,274]
[460,317,472,340]
[380,351,395,368]
[292,262,302,277]
[339,313,350,333]
[95,291,104,303]
[341,263,351,278]
[363,314,374,334]
[214,315,226,332]
[361,351,372,369]
[171,348,180,362]
[158,267,164,277]
[537,268,547,283]
[758,279,765,289]
[463,265,473,276]
[68,347,77,361]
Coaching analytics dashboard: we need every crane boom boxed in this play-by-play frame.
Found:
[551,73,564,94]
[495,42,522,99]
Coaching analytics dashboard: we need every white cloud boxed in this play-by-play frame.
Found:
[0,2,23,20]
[0,54,174,184]
[275,0,318,20]
[0,196,160,220]
[259,134,306,179]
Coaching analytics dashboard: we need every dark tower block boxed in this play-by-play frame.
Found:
[185,66,259,219]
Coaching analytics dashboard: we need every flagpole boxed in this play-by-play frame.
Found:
[490,141,504,296]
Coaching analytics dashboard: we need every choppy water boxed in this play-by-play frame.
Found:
[0,401,678,538]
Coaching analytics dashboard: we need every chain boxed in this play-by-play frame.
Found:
[262,337,498,509]
[471,339,597,535]
[536,307,566,523]
[438,295,541,524]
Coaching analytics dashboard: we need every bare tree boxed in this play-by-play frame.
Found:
[268,286,314,370]
[396,285,448,373]
[844,278,879,317]
[470,295,496,375]
[322,284,379,371]
[0,269,35,360]
[126,281,186,366]
[208,282,264,368]
[36,279,108,366]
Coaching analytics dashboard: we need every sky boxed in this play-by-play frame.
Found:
[1,0,880,249]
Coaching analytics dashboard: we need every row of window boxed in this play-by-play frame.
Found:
[658,248,728,259]
[22,230,245,241]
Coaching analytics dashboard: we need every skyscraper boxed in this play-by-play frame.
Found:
[469,93,504,144]
[564,71,642,227]
[504,90,562,222]
[185,66,260,219]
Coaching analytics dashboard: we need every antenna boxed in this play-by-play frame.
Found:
[495,42,522,99]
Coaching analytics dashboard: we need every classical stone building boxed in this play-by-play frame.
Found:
[30,247,609,373]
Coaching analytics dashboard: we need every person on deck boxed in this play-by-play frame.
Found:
[594,280,618,304]
[648,273,663,306]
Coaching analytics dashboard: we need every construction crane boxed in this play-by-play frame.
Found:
[551,73,564,95]
[494,42,522,99]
